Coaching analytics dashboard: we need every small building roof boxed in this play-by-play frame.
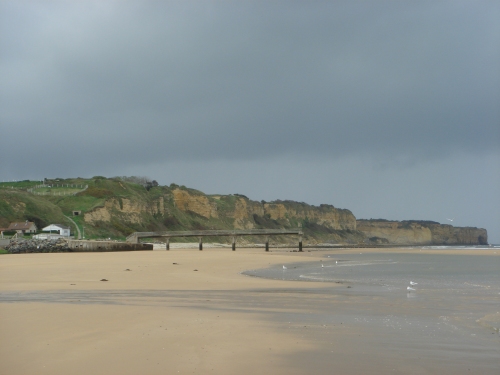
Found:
[8,222,37,230]
[42,224,70,231]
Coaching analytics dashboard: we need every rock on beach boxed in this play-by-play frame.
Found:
[5,238,71,253]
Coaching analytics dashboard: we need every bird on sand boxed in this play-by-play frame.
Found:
[410,281,418,286]
[407,286,416,291]
[283,265,287,270]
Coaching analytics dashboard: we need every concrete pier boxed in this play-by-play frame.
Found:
[126,228,303,251]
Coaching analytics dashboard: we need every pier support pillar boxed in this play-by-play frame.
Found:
[299,234,303,252]
[166,238,170,250]
[232,236,236,251]
[265,237,269,252]
[199,237,203,251]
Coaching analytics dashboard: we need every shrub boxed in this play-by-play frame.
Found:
[163,216,180,228]
[78,186,113,198]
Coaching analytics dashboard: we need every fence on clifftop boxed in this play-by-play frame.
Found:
[27,184,88,196]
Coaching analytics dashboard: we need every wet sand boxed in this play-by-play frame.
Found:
[1,247,498,375]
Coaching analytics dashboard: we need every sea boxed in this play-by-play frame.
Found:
[243,246,500,373]
[245,246,500,296]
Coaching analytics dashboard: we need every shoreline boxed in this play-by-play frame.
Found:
[1,247,499,374]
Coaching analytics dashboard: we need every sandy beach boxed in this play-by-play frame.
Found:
[1,246,499,375]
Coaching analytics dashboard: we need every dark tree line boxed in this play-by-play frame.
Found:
[117,176,159,191]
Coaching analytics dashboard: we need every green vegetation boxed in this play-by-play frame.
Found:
[0,180,40,189]
[0,249,8,254]
[32,186,84,195]
[253,214,283,229]
[357,218,390,222]
[403,220,440,226]
[0,189,69,229]
[80,186,113,198]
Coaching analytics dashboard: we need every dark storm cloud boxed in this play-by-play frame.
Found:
[1,0,499,172]
[1,1,499,242]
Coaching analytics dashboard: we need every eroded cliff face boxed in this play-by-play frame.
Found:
[425,224,488,245]
[169,190,357,231]
[356,221,432,244]
[172,189,218,219]
[357,220,488,245]
[84,197,164,224]
[264,203,356,230]
[83,187,357,236]
[80,185,486,246]
[83,189,221,226]
[225,198,264,229]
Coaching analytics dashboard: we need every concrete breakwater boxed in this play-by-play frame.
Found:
[4,238,152,253]
[67,240,153,252]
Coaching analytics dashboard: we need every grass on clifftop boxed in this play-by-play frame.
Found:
[0,180,40,189]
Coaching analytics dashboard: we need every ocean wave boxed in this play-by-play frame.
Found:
[299,274,335,282]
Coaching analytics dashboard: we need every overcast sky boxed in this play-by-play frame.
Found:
[1,1,499,242]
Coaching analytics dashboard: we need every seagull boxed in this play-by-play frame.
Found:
[410,281,418,286]
[321,263,324,268]
[407,286,416,291]
[283,265,287,270]
[446,218,454,222]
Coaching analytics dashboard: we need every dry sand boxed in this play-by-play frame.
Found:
[0,247,332,375]
[0,246,497,375]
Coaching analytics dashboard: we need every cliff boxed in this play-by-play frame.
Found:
[0,177,488,246]
[357,220,488,245]
[81,186,361,243]
[0,177,361,244]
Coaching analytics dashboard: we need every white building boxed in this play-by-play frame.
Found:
[42,224,71,237]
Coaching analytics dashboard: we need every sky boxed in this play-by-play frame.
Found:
[1,1,499,242]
